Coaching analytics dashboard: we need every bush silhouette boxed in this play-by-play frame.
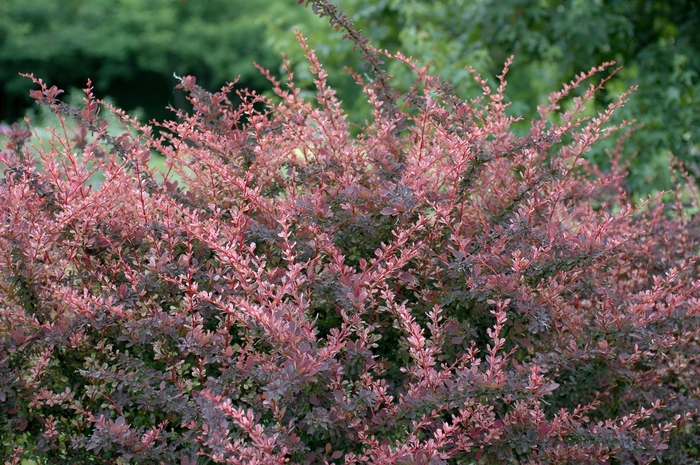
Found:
[2,2,700,463]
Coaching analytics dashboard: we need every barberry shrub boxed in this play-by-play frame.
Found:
[2,4,700,464]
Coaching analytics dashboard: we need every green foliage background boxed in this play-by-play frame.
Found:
[1,0,699,192]
[0,0,316,122]
[271,0,700,194]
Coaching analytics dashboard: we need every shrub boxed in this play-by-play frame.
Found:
[2,2,700,463]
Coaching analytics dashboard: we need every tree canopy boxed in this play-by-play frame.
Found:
[0,0,313,122]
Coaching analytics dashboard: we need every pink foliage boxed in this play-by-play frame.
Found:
[2,7,700,464]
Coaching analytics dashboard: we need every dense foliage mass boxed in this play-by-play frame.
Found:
[2,2,700,463]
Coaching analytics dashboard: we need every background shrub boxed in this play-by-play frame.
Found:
[2,1,700,463]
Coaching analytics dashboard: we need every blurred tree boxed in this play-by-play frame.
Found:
[278,0,700,194]
[0,0,309,122]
